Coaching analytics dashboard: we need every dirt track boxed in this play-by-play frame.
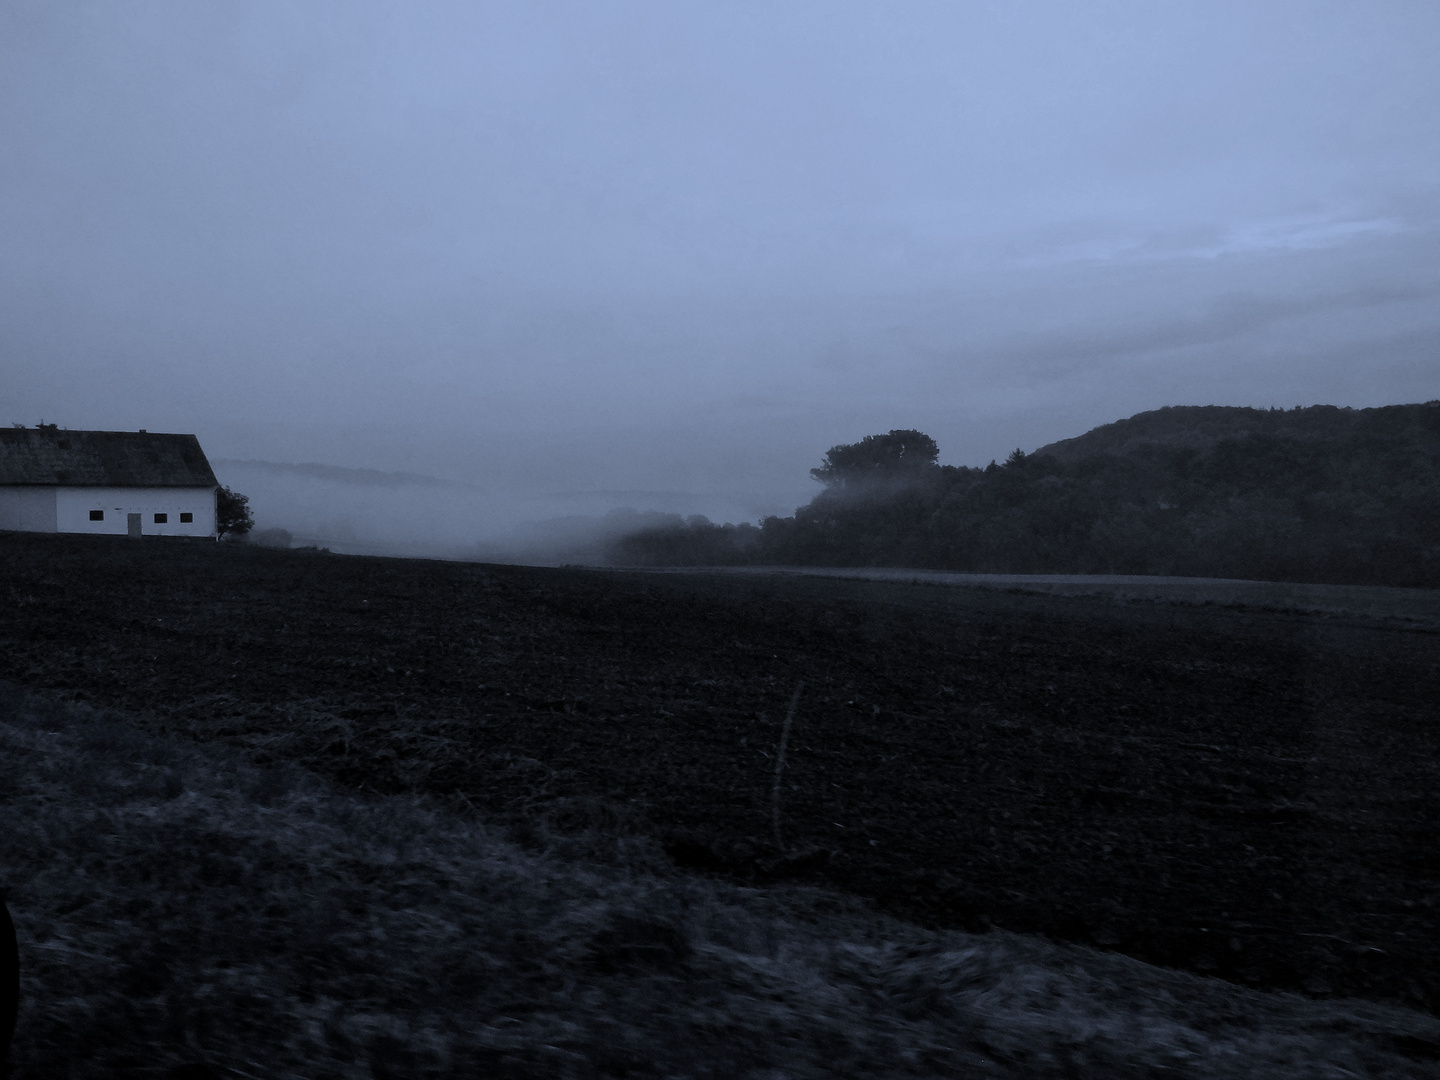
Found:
[3,531,1438,1013]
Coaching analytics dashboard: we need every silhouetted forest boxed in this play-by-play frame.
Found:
[613,403,1440,587]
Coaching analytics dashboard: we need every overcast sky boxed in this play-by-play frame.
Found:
[3,1,1438,531]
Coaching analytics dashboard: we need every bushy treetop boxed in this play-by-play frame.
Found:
[810,429,940,490]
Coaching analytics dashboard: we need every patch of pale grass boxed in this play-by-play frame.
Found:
[2,686,1437,1079]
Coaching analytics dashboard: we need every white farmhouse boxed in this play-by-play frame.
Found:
[0,426,219,538]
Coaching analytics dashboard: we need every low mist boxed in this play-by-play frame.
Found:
[213,457,790,562]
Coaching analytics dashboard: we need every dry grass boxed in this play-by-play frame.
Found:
[3,686,1438,1079]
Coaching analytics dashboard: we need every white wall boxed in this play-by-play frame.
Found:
[54,486,217,537]
[0,487,58,532]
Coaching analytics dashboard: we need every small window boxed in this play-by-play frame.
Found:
[154,513,168,524]
[89,510,104,521]
[179,512,193,523]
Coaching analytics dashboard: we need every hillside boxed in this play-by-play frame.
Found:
[616,402,1440,587]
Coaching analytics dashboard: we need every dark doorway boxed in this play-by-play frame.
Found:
[127,513,141,539]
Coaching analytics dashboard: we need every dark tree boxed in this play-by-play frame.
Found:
[810,429,940,490]
[614,403,1440,586]
[216,486,254,537]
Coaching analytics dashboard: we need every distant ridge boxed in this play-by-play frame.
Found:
[1034,401,1440,463]
[214,459,480,491]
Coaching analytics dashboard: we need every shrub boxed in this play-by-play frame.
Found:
[215,486,254,537]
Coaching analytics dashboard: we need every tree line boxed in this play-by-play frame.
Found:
[611,403,1440,588]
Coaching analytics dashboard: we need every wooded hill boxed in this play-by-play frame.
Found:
[613,402,1440,587]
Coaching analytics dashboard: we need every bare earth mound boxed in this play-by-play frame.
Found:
[2,531,1437,1017]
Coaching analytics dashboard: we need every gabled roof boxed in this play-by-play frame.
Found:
[0,428,219,487]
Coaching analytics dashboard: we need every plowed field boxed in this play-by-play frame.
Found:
[3,531,1437,1013]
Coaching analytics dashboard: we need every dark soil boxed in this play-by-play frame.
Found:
[4,531,1438,1013]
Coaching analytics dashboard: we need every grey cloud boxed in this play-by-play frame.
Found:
[988,282,1440,382]
[3,1,1439,549]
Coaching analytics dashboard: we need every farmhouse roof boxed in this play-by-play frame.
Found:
[0,428,219,487]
